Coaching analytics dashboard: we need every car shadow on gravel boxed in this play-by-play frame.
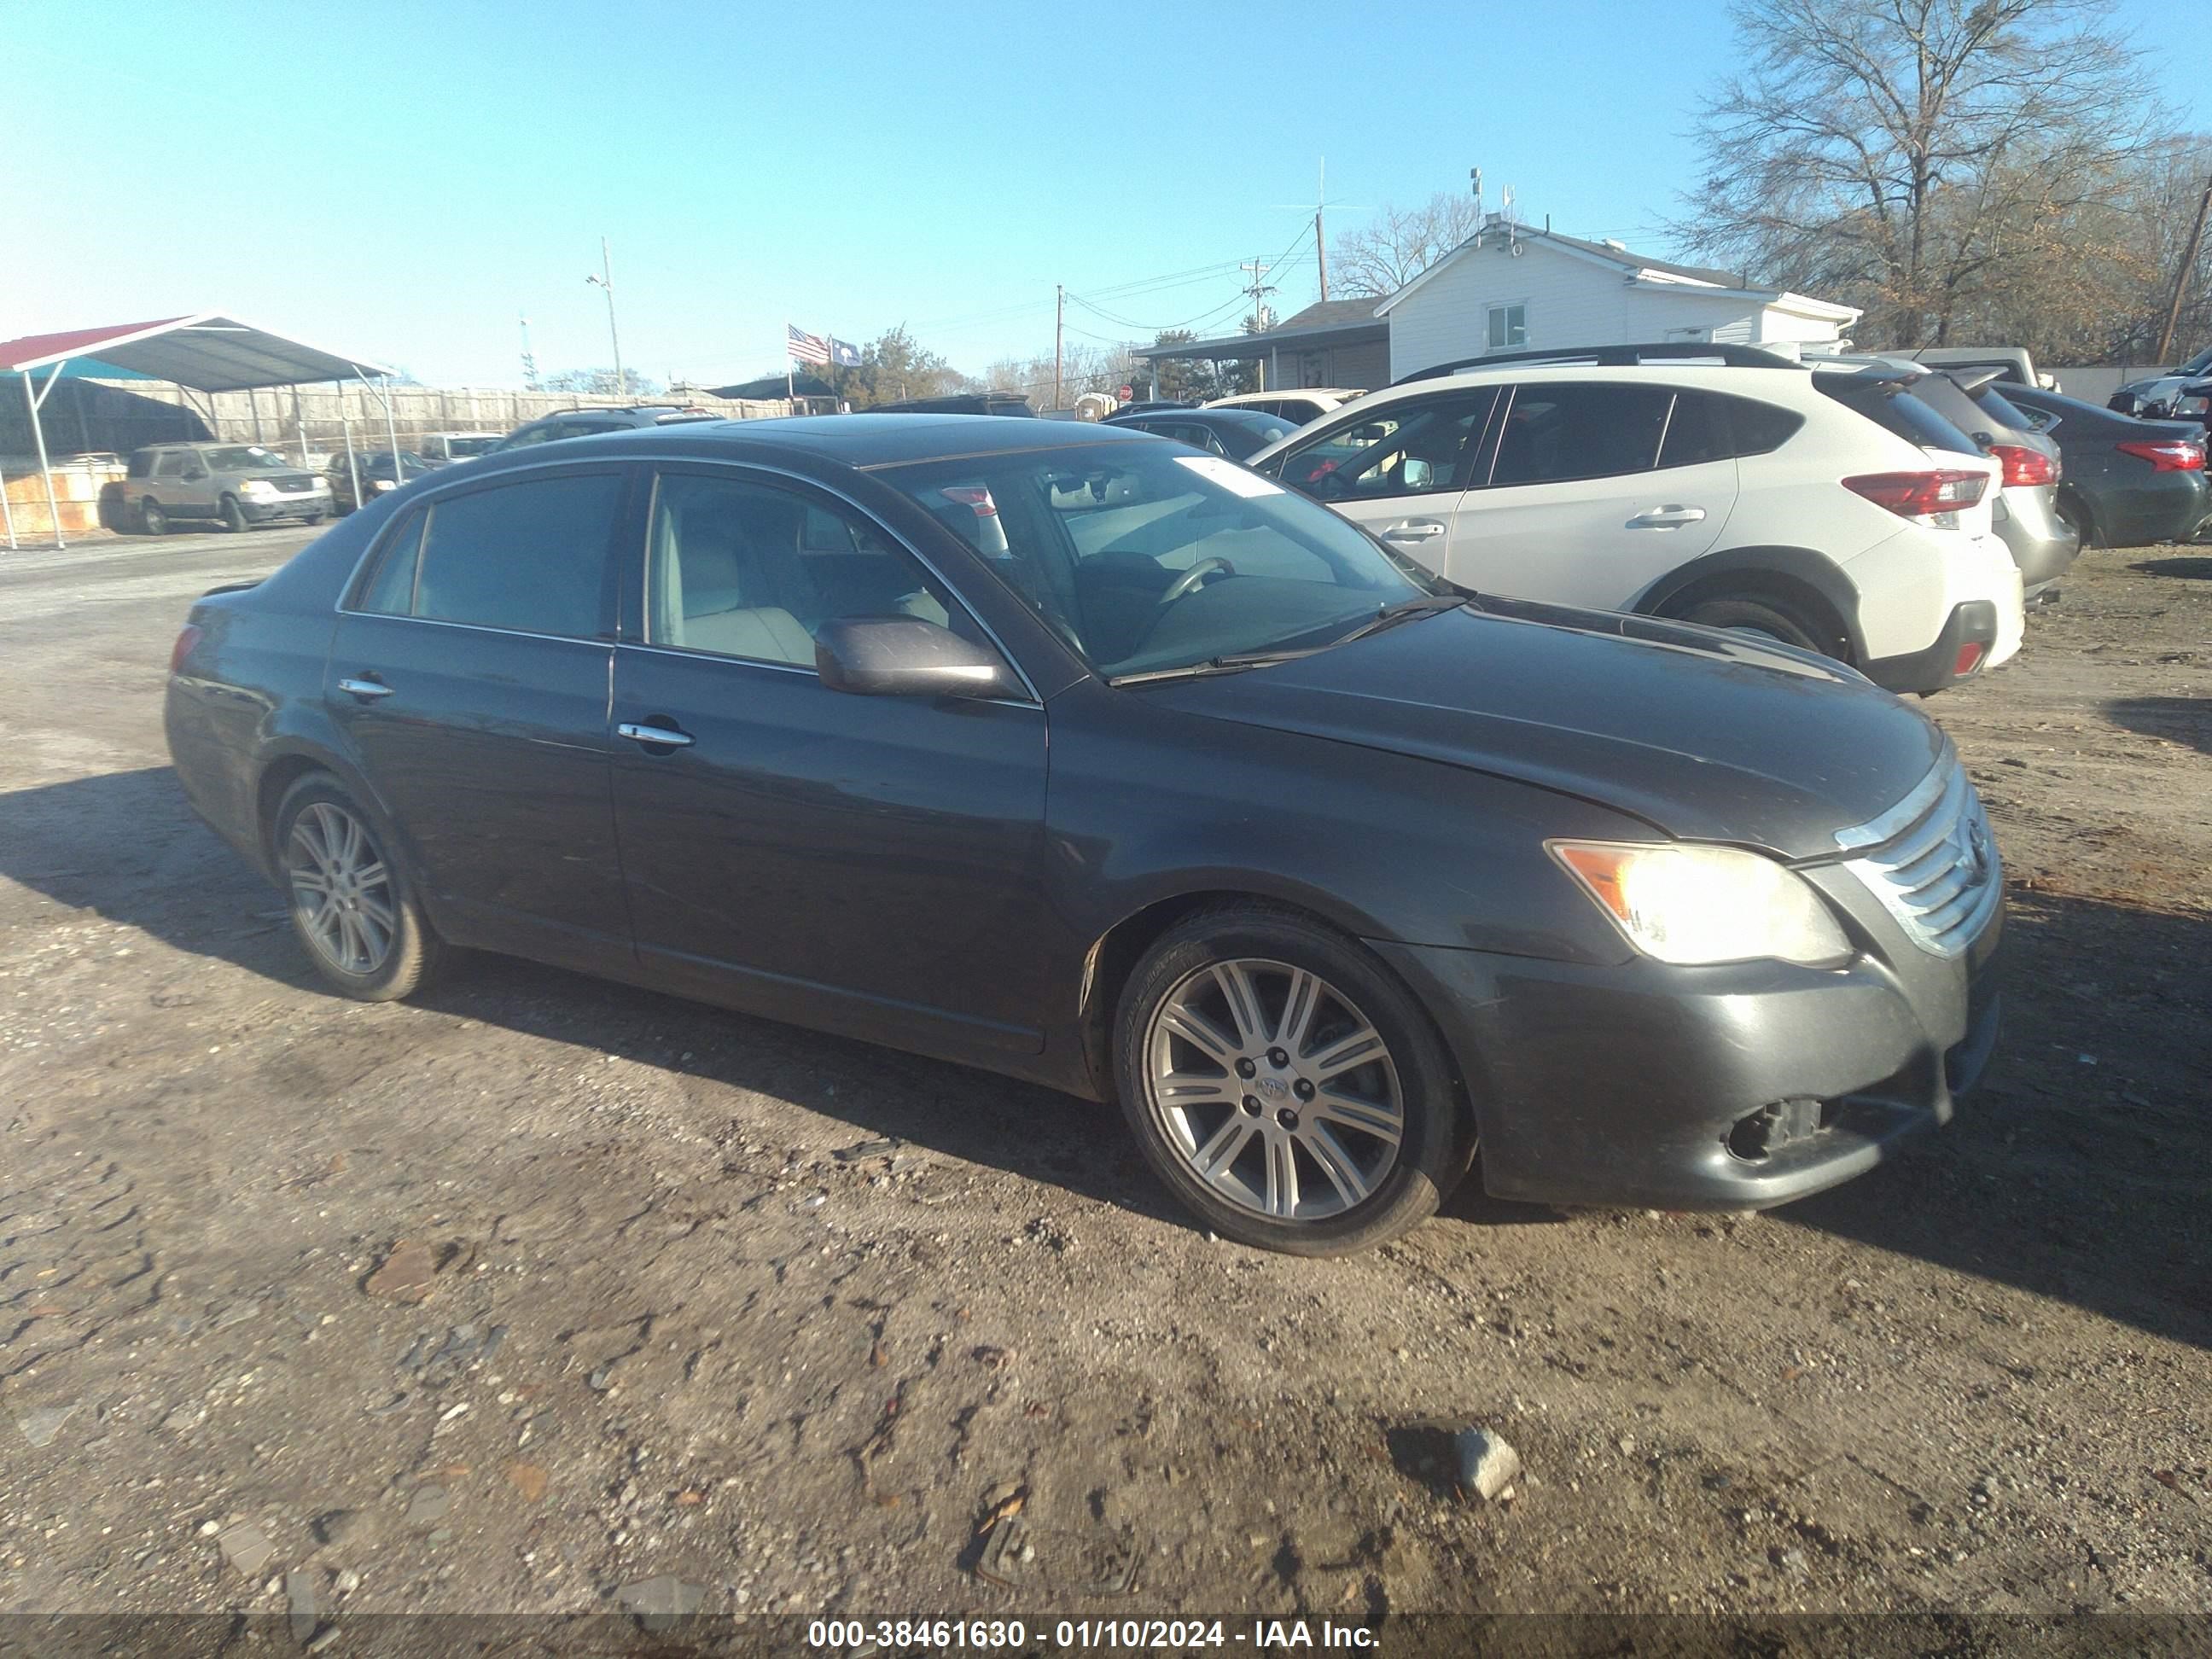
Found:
[2104,695,2211,756]
[2128,556,2212,578]
[1780,890,2212,1351]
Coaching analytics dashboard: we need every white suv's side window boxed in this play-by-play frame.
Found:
[155,452,188,479]
[1271,392,1498,504]
[1486,385,1672,488]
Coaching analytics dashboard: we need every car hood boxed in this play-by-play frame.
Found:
[1140,597,1948,860]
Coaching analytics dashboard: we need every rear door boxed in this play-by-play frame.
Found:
[1442,382,1738,608]
[1260,390,1500,575]
[606,463,1051,1054]
[325,463,636,972]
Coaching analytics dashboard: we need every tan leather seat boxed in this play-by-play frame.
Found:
[672,524,818,665]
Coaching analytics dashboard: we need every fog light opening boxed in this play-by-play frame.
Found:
[1726,1097,1827,1163]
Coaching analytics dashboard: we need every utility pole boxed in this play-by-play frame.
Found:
[1054,283,1064,410]
[2155,174,2212,365]
[1315,156,1329,303]
[585,236,624,395]
[1241,258,1278,391]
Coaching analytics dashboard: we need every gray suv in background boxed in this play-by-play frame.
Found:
[125,442,331,535]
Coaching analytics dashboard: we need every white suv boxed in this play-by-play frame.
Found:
[1247,346,2023,695]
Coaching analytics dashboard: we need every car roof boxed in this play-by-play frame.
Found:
[466,413,1161,472]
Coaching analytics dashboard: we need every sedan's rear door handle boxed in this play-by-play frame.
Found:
[1627,504,1707,528]
[617,721,695,748]
[1380,519,1447,543]
[336,677,393,701]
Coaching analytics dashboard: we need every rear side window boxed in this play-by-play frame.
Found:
[127,450,153,479]
[352,472,624,637]
[1659,392,1805,467]
[1489,384,1672,486]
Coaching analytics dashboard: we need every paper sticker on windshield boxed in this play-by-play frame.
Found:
[1173,455,1287,498]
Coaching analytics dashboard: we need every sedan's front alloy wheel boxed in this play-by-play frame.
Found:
[1114,905,1470,1254]
[276,775,445,1001]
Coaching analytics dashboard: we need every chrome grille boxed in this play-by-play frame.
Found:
[275,476,314,493]
[1836,761,2001,958]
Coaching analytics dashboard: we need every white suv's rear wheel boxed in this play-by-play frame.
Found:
[1674,595,1831,656]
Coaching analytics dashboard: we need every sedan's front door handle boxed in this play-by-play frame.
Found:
[336,677,393,701]
[1627,504,1707,528]
[1381,519,1447,543]
[617,721,695,749]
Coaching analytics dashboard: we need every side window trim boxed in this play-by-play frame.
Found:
[632,462,1039,703]
[336,460,638,643]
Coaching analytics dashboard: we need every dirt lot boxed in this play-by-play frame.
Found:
[1,529,2206,1635]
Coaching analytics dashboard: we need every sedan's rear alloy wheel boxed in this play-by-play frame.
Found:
[276,776,445,1000]
[1115,905,1469,1254]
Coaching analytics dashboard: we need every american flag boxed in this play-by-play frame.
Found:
[786,324,830,365]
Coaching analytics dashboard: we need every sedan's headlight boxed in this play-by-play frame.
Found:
[1549,841,1850,966]
[373,479,397,492]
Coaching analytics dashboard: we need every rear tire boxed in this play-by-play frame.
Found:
[219,495,247,533]
[140,498,169,535]
[273,774,446,1002]
[1671,594,1832,656]
[1112,903,1470,1255]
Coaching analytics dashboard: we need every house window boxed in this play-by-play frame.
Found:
[1487,303,1527,350]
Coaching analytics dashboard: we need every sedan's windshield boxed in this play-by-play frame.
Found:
[206,445,294,473]
[883,442,1443,680]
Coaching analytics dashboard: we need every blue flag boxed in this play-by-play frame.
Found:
[830,336,862,369]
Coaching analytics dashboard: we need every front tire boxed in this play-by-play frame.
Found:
[274,775,445,1001]
[1112,904,1470,1254]
[219,495,247,533]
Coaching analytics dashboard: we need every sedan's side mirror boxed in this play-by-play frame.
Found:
[815,615,1016,699]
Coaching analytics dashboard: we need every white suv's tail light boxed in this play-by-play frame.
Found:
[1842,469,1990,521]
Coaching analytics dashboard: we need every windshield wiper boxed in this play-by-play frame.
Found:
[1326,592,1465,646]
[1108,648,1317,686]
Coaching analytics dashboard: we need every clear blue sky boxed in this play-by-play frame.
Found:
[4,0,2203,388]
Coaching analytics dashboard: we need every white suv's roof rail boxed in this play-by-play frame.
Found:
[1393,341,1807,385]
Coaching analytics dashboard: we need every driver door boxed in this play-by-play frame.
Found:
[1259,391,1499,575]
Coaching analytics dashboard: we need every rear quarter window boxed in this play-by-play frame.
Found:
[1656,393,1802,468]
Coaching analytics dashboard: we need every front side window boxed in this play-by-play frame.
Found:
[351,472,623,637]
[645,471,965,667]
[1487,303,1528,350]
[1266,391,1497,502]
[886,444,1440,679]
[1487,384,1673,486]
[205,445,291,473]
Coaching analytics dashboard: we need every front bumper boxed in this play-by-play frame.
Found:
[242,493,327,521]
[1374,870,2003,1212]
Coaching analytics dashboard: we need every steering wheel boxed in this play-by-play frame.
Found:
[1155,556,1236,609]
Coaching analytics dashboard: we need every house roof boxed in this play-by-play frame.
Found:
[1377,224,1755,317]
[1132,296,1386,362]
[0,313,393,389]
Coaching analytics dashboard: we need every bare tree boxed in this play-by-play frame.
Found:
[1329,192,1485,299]
[1676,0,2147,346]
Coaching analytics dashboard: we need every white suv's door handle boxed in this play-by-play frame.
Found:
[1380,519,1447,543]
[1627,504,1707,528]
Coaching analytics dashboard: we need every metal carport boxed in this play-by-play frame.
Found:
[0,313,396,550]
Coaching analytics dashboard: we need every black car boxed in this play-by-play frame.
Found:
[488,405,720,452]
[164,416,2002,1254]
[857,393,1036,416]
[327,450,431,515]
[1103,405,1299,460]
[2000,386,2210,548]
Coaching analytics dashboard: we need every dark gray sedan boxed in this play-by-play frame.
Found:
[163,416,2002,1254]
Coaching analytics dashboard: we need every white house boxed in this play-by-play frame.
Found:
[1380,219,1861,381]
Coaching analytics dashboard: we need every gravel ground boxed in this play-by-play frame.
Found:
[0,530,2206,1631]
